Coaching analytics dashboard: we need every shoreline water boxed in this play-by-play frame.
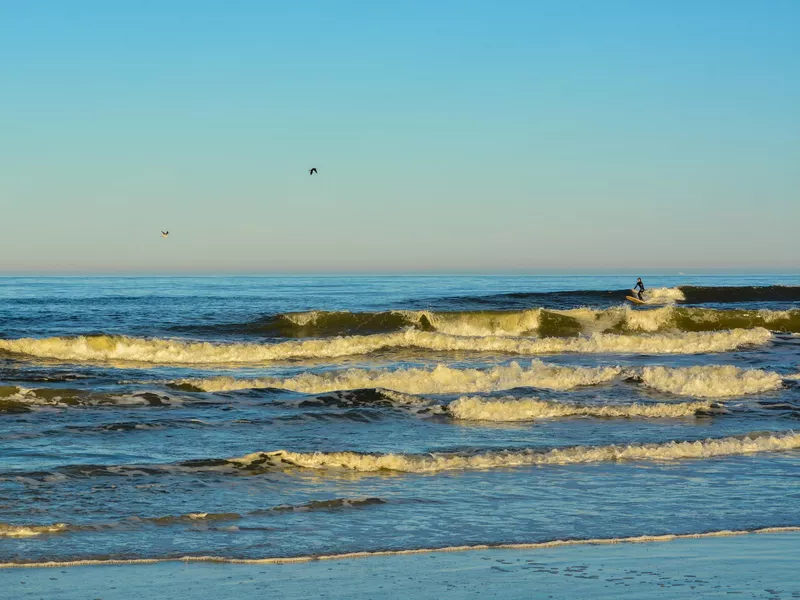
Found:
[3,531,798,599]
[2,525,798,569]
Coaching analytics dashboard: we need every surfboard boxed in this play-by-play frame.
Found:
[626,295,647,305]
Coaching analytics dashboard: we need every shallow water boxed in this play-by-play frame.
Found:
[1,275,799,563]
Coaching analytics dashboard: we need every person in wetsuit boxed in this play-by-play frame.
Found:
[634,278,645,301]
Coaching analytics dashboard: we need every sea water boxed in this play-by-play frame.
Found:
[1,274,799,564]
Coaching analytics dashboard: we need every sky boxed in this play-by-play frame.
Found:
[1,1,798,273]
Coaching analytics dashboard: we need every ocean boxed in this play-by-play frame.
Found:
[1,274,799,566]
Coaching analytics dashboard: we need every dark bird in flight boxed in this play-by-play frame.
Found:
[161,231,169,238]
[309,168,318,175]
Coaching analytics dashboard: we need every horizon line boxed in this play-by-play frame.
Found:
[1,269,799,278]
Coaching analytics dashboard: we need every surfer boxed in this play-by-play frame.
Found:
[634,278,645,301]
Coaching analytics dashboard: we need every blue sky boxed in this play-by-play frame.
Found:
[1,1,798,272]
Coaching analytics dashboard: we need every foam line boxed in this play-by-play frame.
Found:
[2,526,798,568]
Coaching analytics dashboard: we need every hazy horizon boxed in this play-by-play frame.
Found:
[2,1,798,272]
[1,269,799,278]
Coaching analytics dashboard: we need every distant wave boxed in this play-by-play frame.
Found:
[173,306,800,339]
[437,285,800,310]
[0,328,772,365]
[176,362,783,399]
[679,285,800,303]
[447,396,716,421]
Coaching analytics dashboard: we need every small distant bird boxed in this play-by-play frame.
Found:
[161,231,169,238]
[309,168,318,175]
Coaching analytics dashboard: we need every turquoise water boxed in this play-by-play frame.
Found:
[1,275,799,563]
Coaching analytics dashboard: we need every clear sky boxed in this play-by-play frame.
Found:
[1,1,798,273]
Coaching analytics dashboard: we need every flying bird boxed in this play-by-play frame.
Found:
[161,231,169,238]
[309,168,318,175]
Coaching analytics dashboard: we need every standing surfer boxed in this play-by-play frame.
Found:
[634,278,645,301]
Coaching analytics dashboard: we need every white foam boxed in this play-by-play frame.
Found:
[178,360,622,394]
[255,431,800,474]
[447,396,714,421]
[0,328,772,365]
[0,523,68,538]
[641,365,783,398]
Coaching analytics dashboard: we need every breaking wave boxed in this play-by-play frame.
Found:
[446,396,717,421]
[0,328,772,364]
[173,306,800,339]
[177,362,784,399]
[175,361,623,394]
[243,431,800,473]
